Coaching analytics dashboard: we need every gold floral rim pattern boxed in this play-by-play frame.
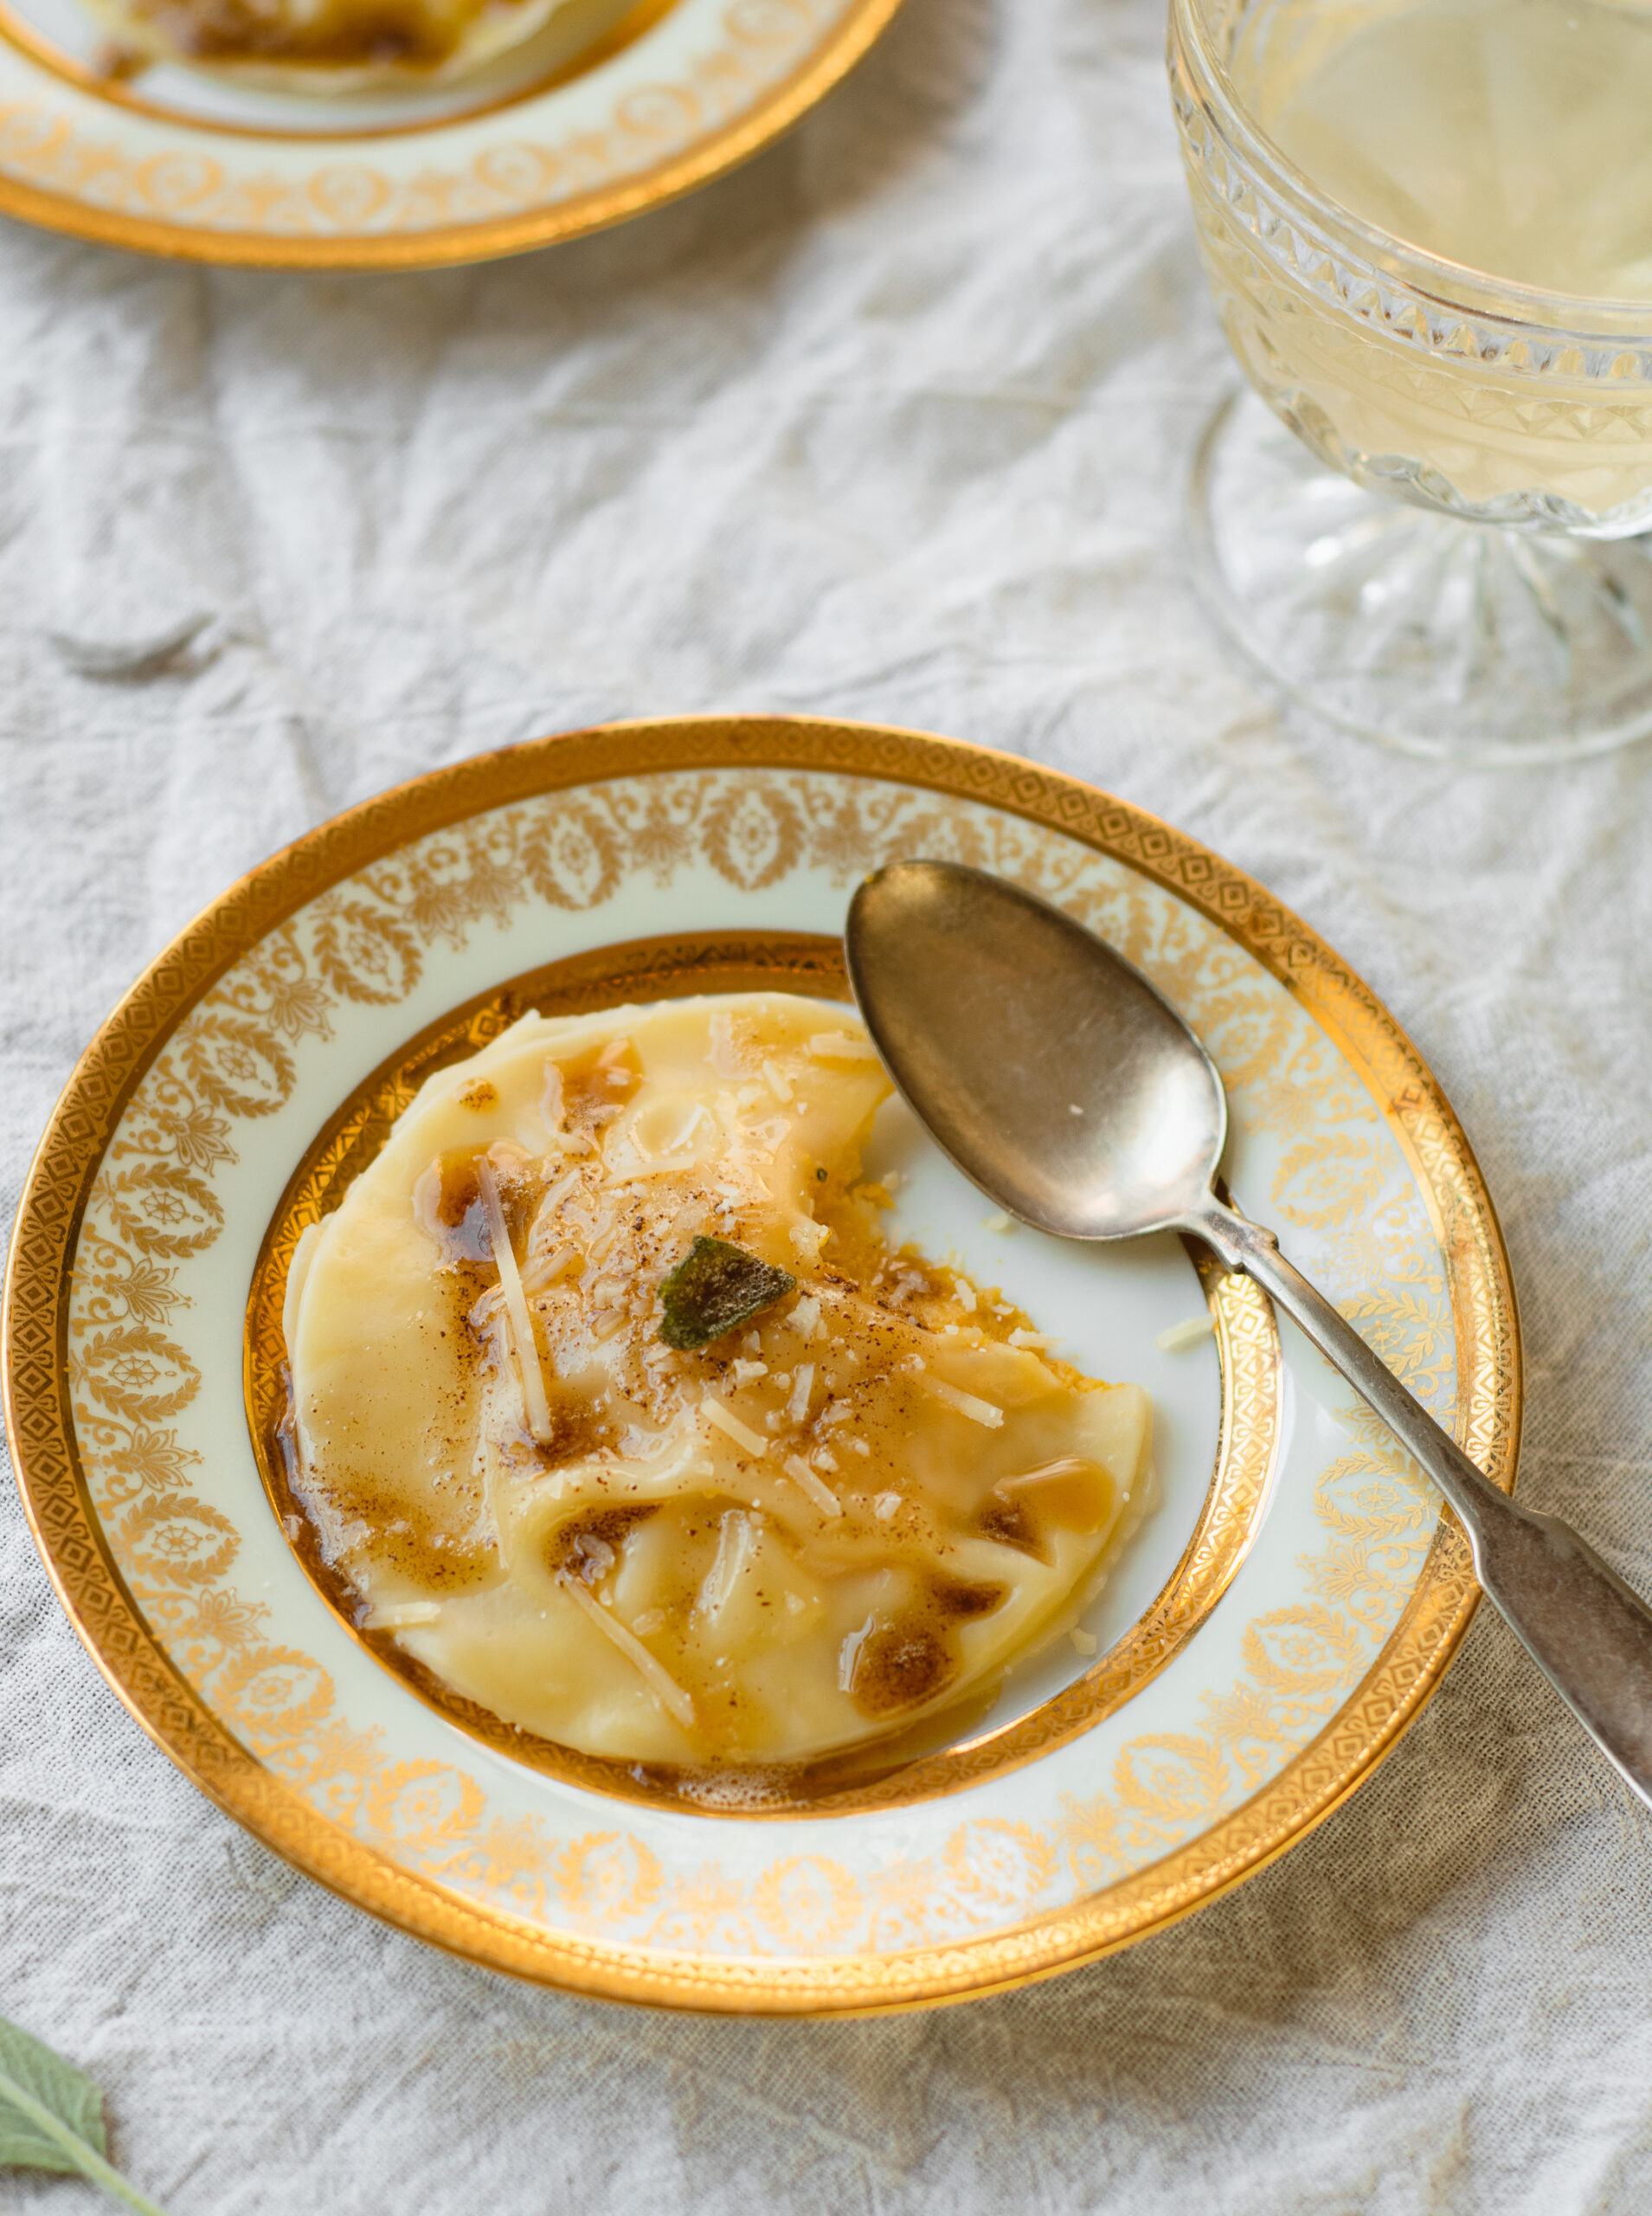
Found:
[2,716,1521,2013]
[0,0,902,268]
[243,926,1283,1819]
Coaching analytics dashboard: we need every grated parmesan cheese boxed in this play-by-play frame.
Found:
[617,1154,716,1184]
[522,1245,576,1292]
[782,1454,843,1517]
[475,1156,555,1444]
[701,1395,769,1459]
[807,1031,882,1062]
[540,1168,583,1214]
[698,1509,756,1618]
[1155,1314,1214,1353]
[924,1375,1005,1428]
[539,1060,564,1132]
[786,1363,815,1425]
[364,1601,444,1630]
[708,1010,741,1078]
[560,1573,694,1728]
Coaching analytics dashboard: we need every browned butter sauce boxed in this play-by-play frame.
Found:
[98,0,564,84]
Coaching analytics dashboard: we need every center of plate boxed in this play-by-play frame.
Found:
[0,0,663,136]
[243,927,1284,1817]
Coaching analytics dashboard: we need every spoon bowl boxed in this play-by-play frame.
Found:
[845,859,1226,1240]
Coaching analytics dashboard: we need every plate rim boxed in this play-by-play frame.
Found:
[0,0,903,268]
[1,712,1523,2013]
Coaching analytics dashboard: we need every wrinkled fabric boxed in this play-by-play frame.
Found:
[4,0,1652,2208]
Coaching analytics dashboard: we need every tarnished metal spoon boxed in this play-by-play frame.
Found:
[846,857,1652,1809]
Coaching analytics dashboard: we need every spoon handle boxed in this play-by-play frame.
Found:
[1197,1198,1652,1809]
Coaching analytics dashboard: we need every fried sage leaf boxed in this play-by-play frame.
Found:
[0,2013,171,2213]
[658,1236,797,1350]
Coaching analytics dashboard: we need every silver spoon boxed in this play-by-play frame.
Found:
[846,857,1652,1809]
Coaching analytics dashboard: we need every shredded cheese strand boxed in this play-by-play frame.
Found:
[786,1362,815,1426]
[701,1395,769,1459]
[698,1510,753,1618]
[559,1575,695,1729]
[521,1245,575,1293]
[363,1601,443,1630]
[541,1168,583,1214]
[807,1031,882,1062]
[476,1156,555,1444]
[924,1375,1005,1428]
[781,1453,843,1517]
[1155,1313,1215,1353]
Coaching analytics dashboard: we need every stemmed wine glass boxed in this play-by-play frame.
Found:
[1168,0,1652,765]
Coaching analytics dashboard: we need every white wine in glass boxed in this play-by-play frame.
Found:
[1170,0,1652,762]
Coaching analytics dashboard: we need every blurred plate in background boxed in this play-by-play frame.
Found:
[0,0,901,266]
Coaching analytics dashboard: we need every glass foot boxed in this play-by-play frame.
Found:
[1189,390,1652,766]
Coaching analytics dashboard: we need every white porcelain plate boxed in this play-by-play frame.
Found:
[3,716,1520,2013]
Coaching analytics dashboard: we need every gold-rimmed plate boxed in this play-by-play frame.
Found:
[0,0,901,267]
[3,715,1520,2013]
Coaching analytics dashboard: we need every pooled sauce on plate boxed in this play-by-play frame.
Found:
[84,0,576,87]
[282,994,1153,1769]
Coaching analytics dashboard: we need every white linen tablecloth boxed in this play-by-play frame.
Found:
[5,0,1652,2206]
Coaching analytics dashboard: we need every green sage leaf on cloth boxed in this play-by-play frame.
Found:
[658,1236,797,1350]
[0,2014,170,2215]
